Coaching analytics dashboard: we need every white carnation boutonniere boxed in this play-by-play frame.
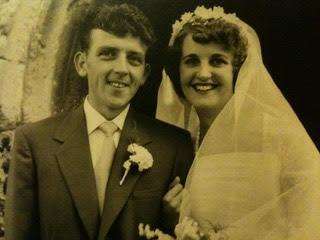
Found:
[119,143,153,186]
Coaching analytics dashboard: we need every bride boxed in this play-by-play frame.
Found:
[154,5,320,240]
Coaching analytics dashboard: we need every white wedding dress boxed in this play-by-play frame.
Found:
[157,19,320,240]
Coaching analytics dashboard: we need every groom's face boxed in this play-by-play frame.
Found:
[76,29,148,114]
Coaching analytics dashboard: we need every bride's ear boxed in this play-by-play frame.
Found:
[74,51,87,77]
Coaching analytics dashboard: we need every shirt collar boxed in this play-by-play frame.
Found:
[84,96,130,135]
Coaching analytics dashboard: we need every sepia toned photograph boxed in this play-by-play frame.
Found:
[0,0,319,239]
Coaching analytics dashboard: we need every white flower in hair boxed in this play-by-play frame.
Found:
[194,6,216,19]
[181,11,193,23]
[170,11,193,46]
[169,6,242,47]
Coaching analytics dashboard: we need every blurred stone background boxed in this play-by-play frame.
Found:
[0,0,93,236]
[0,0,319,237]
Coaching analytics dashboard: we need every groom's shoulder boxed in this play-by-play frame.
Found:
[15,110,70,139]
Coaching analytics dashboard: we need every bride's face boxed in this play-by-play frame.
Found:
[179,34,234,114]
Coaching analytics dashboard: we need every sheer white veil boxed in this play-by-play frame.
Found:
[157,8,320,239]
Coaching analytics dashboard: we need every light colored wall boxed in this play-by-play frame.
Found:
[0,0,91,129]
[0,0,92,235]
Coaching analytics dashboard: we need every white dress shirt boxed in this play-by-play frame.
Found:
[83,97,129,185]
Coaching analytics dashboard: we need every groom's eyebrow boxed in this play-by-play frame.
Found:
[127,50,145,58]
[96,46,118,53]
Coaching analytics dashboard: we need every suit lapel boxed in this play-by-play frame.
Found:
[98,108,152,239]
[54,105,100,240]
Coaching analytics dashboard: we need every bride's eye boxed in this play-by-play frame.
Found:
[210,55,228,67]
[183,56,200,67]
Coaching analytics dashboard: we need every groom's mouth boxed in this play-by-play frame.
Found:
[106,80,130,89]
[190,82,220,93]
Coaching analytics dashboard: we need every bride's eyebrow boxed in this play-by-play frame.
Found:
[210,53,230,62]
[211,53,228,58]
[181,53,198,60]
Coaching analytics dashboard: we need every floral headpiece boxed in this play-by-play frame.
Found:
[169,6,243,47]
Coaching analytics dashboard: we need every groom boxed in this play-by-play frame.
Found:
[5,3,194,240]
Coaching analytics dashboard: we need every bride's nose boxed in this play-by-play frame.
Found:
[197,61,212,80]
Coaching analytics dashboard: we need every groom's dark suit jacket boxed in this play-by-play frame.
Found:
[5,105,194,240]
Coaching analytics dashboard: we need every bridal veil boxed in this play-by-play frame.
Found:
[156,7,320,239]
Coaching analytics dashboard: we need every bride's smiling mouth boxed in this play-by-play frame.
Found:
[190,82,220,93]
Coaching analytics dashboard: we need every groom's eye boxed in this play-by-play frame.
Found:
[127,52,144,66]
[98,48,118,60]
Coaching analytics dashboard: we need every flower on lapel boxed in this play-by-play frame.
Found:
[119,143,153,186]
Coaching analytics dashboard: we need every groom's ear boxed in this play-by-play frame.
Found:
[74,51,87,77]
[141,63,151,85]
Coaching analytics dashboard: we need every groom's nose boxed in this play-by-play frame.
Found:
[113,53,129,77]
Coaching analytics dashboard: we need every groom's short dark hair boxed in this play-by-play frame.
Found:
[78,2,156,52]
